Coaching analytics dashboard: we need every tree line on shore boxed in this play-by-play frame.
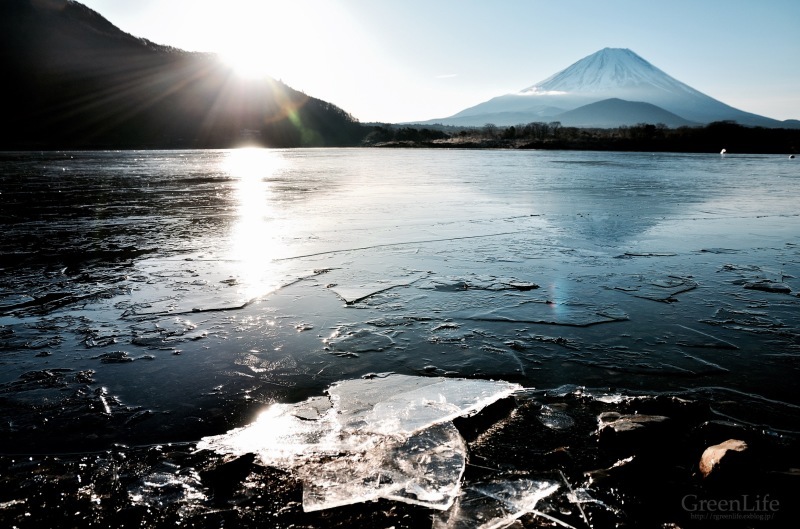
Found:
[364,120,800,154]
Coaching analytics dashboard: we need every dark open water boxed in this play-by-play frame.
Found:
[1,148,798,527]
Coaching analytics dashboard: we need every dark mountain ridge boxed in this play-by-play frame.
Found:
[1,0,367,149]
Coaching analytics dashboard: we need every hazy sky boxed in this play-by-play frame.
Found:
[79,0,800,123]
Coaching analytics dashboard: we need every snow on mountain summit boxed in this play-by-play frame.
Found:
[521,48,698,96]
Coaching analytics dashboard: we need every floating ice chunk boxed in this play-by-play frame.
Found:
[743,280,792,294]
[537,406,575,430]
[196,401,343,467]
[462,301,628,327]
[329,375,521,437]
[597,411,669,433]
[607,275,697,302]
[290,395,332,420]
[433,479,559,529]
[300,422,466,511]
[422,275,539,292]
[328,274,425,304]
[197,374,522,512]
[325,327,395,354]
[617,252,677,258]
[591,393,630,404]
[699,248,740,254]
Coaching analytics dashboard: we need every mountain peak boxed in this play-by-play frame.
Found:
[521,47,691,95]
[416,47,783,128]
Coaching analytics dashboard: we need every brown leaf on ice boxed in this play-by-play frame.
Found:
[699,439,748,478]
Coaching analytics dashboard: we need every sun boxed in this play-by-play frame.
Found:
[213,3,283,80]
[207,1,361,84]
[221,45,273,80]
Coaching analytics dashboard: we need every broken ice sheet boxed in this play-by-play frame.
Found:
[300,422,467,512]
[461,300,628,327]
[433,479,559,529]
[606,274,697,302]
[327,273,426,305]
[421,275,539,293]
[325,326,396,355]
[329,375,521,436]
[318,266,427,305]
[196,374,521,512]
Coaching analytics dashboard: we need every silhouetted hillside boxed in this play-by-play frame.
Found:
[0,0,368,149]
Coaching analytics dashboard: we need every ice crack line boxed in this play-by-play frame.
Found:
[273,231,529,262]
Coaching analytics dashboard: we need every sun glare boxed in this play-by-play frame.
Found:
[213,1,307,81]
[223,148,289,299]
[221,47,273,80]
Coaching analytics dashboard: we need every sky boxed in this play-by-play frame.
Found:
[78,0,800,124]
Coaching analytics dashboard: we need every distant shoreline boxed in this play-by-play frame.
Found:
[369,139,798,155]
[2,121,799,155]
[365,121,800,155]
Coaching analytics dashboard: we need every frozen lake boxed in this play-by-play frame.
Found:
[1,148,798,526]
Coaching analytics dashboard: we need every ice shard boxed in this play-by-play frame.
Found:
[197,374,522,512]
[433,479,560,529]
[328,375,522,437]
[299,422,467,511]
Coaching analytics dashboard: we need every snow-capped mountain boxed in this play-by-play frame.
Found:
[419,48,786,128]
[523,48,694,95]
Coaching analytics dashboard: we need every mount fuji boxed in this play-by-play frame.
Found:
[418,48,788,128]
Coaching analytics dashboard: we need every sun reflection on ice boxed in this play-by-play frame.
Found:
[223,148,290,300]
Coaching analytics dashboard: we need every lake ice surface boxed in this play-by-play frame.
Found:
[2,148,798,439]
[0,148,798,525]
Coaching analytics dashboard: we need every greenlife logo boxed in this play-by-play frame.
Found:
[682,494,779,522]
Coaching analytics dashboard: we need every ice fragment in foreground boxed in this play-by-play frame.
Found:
[197,374,521,512]
[433,479,559,529]
[300,422,467,511]
[329,375,521,436]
